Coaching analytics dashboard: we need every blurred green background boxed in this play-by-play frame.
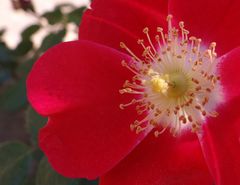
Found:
[0,0,98,184]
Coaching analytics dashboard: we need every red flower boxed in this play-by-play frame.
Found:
[27,0,240,185]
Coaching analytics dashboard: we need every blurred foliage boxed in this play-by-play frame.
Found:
[25,107,47,147]
[0,1,99,185]
[37,157,83,185]
[0,142,32,185]
[0,2,86,110]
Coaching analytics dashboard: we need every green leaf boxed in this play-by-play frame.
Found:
[36,157,79,185]
[21,24,41,40]
[67,7,86,25]
[0,76,27,111]
[0,141,32,185]
[0,44,14,65]
[42,8,63,25]
[25,106,47,146]
[16,57,36,76]
[0,69,11,84]
[13,40,33,56]
[39,29,66,52]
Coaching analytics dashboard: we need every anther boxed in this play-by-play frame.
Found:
[195,86,202,91]
[137,39,144,45]
[119,88,132,94]
[120,42,126,48]
[195,105,201,110]
[206,88,212,93]
[143,27,149,33]
[157,27,163,32]
[166,14,173,21]
[179,21,184,28]
[192,78,199,84]
[188,116,193,122]
[202,110,207,116]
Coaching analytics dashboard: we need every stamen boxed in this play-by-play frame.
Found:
[120,42,142,63]
[157,27,166,46]
[143,27,157,54]
[119,15,222,137]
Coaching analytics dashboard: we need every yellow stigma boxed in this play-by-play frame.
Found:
[150,75,169,94]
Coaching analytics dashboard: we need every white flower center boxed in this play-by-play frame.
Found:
[119,15,223,136]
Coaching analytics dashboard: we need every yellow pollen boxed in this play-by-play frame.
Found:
[119,15,223,137]
[150,75,169,94]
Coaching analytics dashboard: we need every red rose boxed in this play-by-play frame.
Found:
[27,0,240,184]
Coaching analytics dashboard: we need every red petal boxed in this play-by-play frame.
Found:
[200,97,240,185]
[100,132,213,185]
[196,47,240,184]
[27,40,130,115]
[79,0,168,53]
[27,40,149,178]
[219,47,240,100]
[169,0,240,55]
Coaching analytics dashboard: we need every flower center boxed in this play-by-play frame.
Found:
[151,72,190,98]
[119,15,223,136]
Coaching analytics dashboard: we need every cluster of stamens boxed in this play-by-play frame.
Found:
[119,15,223,136]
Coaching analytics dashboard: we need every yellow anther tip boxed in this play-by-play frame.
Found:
[137,39,144,44]
[157,27,163,32]
[121,60,126,66]
[179,21,184,27]
[154,131,159,137]
[210,42,217,48]
[120,42,125,48]
[119,104,124,109]
[167,14,173,21]
[143,27,149,33]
